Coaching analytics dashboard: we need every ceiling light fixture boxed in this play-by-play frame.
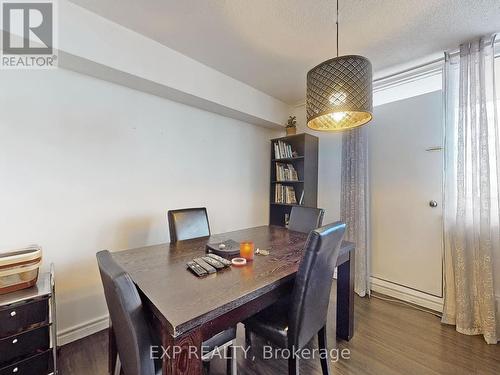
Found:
[306,0,373,131]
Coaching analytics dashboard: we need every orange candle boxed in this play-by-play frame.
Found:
[240,241,255,261]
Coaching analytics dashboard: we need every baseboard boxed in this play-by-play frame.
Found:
[57,314,109,346]
[370,277,444,313]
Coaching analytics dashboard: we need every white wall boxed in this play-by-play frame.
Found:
[0,68,280,342]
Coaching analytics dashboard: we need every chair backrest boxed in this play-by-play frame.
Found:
[96,250,156,375]
[288,221,346,350]
[287,206,325,234]
[167,207,210,242]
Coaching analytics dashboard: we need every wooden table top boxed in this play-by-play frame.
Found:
[112,225,353,338]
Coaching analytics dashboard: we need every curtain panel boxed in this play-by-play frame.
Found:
[442,35,500,344]
[341,127,370,297]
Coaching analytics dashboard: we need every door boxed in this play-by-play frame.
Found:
[369,91,443,297]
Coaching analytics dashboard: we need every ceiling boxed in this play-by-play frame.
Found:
[70,0,500,104]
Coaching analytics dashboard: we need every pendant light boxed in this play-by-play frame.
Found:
[306,0,373,131]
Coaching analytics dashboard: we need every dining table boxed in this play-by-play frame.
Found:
[110,225,355,375]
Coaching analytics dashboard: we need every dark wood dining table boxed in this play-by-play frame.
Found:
[110,225,355,375]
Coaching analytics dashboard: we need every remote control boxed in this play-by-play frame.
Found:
[202,256,225,270]
[187,261,208,277]
[206,253,232,267]
[193,258,217,274]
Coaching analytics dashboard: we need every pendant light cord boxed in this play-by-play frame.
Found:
[336,0,339,57]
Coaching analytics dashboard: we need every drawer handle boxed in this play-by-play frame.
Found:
[12,367,18,373]
[12,338,18,344]
[10,310,16,317]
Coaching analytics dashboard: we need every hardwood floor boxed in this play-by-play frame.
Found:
[58,288,500,375]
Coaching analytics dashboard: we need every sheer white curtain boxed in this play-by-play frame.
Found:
[341,127,370,297]
[442,35,500,344]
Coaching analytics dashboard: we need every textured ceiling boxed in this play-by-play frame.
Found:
[70,0,500,104]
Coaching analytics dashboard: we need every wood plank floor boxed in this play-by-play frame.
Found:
[58,289,500,375]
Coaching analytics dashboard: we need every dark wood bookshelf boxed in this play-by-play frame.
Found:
[269,133,319,226]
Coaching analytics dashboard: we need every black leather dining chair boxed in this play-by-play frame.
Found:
[168,207,210,242]
[166,207,237,374]
[287,206,325,234]
[244,221,346,375]
[97,250,159,375]
[97,250,236,375]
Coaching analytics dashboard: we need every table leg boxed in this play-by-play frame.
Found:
[336,249,355,341]
[162,327,203,375]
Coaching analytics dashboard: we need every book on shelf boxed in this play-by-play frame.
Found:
[299,190,304,205]
[274,183,298,204]
[275,163,299,181]
[273,140,295,159]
